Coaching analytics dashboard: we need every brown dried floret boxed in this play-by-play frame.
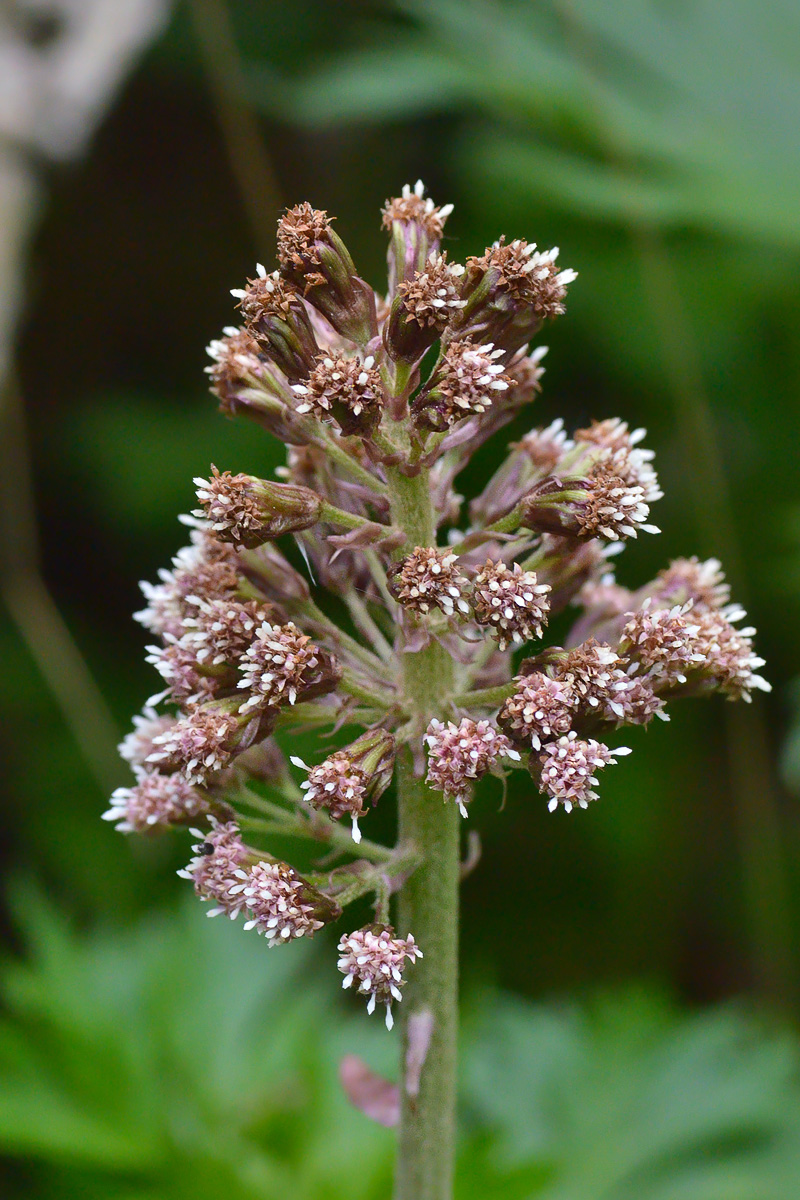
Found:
[396,252,466,329]
[381,181,453,240]
[291,353,384,435]
[388,548,470,618]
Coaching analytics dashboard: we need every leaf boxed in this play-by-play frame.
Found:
[2,894,800,1197]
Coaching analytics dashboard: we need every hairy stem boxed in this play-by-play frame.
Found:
[387,464,459,1200]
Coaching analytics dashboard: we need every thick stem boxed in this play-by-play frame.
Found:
[387,465,460,1200]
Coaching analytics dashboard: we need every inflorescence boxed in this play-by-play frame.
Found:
[109,182,769,1028]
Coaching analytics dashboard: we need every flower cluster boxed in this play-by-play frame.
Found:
[337,926,422,1029]
[424,718,520,816]
[110,182,767,1030]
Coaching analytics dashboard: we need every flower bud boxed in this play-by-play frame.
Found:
[193,467,323,548]
[277,203,376,343]
[384,252,466,364]
[233,265,319,381]
[381,179,454,293]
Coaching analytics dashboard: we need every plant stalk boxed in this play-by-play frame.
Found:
[387,464,460,1200]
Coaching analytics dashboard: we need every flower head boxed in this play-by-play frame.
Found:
[424,717,520,816]
[277,203,374,342]
[520,459,660,542]
[518,417,573,475]
[621,600,705,685]
[412,340,510,431]
[118,707,177,778]
[691,606,771,701]
[104,772,208,833]
[536,732,630,812]
[145,637,228,706]
[388,548,470,618]
[205,326,268,410]
[337,925,422,1029]
[381,180,453,241]
[291,352,384,436]
[291,729,395,843]
[471,559,551,648]
[147,702,257,784]
[233,264,319,381]
[552,640,630,715]
[457,238,576,352]
[180,597,274,666]
[386,252,465,361]
[652,556,730,613]
[603,673,668,726]
[134,529,242,638]
[193,467,322,547]
[498,672,576,750]
[237,621,340,713]
[230,859,340,944]
[574,418,661,505]
[178,820,250,917]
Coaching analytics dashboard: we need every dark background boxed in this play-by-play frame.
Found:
[2,2,800,1195]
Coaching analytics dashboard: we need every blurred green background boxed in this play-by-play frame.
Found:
[2,1,800,1195]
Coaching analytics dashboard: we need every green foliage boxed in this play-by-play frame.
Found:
[255,0,800,247]
[2,892,800,1198]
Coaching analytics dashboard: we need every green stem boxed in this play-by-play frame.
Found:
[339,668,396,709]
[317,428,389,494]
[302,597,392,677]
[453,682,515,710]
[386,464,459,1200]
[344,591,394,661]
[235,793,396,864]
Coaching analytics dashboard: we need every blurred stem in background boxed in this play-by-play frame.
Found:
[0,3,171,800]
[187,0,281,247]
[556,0,796,1007]
[0,373,121,793]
